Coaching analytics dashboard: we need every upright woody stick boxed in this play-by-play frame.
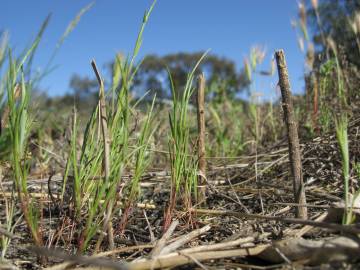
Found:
[196,73,206,203]
[275,50,308,219]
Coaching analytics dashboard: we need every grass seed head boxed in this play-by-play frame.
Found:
[244,58,252,82]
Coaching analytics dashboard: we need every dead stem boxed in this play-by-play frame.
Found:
[275,50,308,219]
[91,59,115,252]
[196,73,206,204]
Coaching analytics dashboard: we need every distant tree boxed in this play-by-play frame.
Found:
[69,74,98,102]
[133,52,250,100]
[69,52,251,103]
[307,0,360,67]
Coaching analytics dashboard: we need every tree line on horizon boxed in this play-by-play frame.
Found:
[40,0,360,110]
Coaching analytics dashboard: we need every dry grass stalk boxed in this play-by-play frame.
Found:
[91,60,115,251]
[194,208,360,235]
[45,245,155,270]
[158,224,211,256]
[275,50,307,219]
[33,245,268,270]
[179,236,254,253]
[150,219,179,258]
[125,245,268,270]
[29,246,127,270]
[196,73,206,203]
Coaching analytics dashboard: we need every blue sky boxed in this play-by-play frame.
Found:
[2,1,306,100]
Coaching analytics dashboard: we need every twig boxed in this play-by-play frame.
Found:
[158,224,211,256]
[46,237,254,270]
[127,245,268,270]
[270,202,360,210]
[275,49,307,219]
[45,244,154,270]
[225,175,250,214]
[179,236,254,253]
[43,245,268,270]
[178,251,209,270]
[193,208,360,235]
[291,212,328,238]
[143,210,155,243]
[232,153,289,186]
[274,247,292,265]
[211,163,249,170]
[28,246,128,270]
[150,219,179,258]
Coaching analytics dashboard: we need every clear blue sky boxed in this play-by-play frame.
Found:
[2,0,306,100]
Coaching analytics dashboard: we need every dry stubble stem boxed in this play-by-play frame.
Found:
[275,50,308,219]
[91,60,115,251]
[196,73,206,203]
